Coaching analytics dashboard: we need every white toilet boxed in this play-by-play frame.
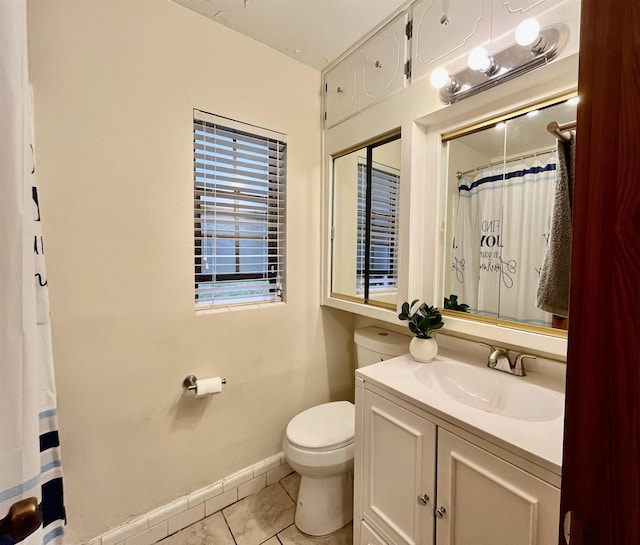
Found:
[282,326,410,536]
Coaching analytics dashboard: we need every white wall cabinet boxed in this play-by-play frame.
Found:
[356,388,560,545]
[491,0,576,41]
[324,12,408,128]
[410,0,491,83]
[324,55,360,128]
[410,0,579,83]
[323,0,581,123]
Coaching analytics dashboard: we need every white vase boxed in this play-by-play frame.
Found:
[409,337,438,363]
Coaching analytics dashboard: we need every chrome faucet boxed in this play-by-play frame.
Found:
[480,343,535,377]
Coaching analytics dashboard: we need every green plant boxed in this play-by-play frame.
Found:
[444,294,469,313]
[398,300,444,339]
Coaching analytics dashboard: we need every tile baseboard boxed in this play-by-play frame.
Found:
[86,452,292,545]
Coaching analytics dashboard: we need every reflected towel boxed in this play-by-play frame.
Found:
[536,133,575,317]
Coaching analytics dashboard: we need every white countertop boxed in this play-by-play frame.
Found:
[356,350,565,477]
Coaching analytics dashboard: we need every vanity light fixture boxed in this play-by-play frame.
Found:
[431,19,569,105]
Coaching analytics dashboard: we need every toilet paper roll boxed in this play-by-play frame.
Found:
[195,377,224,398]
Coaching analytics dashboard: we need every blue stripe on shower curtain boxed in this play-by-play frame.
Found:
[458,163,556,193]
[0,2,65,544]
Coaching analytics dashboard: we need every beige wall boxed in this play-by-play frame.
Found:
[27,0,355,541]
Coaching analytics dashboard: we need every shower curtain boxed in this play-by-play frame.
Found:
[449,157,557,326]
[0,2,65,545]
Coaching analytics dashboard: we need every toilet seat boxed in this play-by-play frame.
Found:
[285,401,354,451]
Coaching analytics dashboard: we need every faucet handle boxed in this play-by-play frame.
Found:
[480,343,511,370]
[513,353,536,376]
[479,342,498,368]
[479,342,497,355]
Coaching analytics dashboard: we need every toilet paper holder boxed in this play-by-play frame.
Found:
[182,374,227,392]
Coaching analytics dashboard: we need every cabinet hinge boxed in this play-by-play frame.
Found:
[406,19,413,40]
[324,111,327,121]
[324,82,328,94]
[404,59,412,79]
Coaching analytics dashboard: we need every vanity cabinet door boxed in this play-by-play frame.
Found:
[435,429,560,545]
[359,520,390,545]
[362,390,436,545]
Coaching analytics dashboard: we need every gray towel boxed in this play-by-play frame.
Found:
[536,133,575,317]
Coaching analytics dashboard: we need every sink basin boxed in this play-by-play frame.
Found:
[415,360,564,422]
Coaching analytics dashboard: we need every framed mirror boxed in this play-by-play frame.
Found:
[331,131,401,309]
[442,96,577,334]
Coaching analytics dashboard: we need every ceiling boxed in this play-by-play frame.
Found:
[172,0,409,70]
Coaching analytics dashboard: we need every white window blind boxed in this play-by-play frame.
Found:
[357,160,400,293]
[193,110,286,309]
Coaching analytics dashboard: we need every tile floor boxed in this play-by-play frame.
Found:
[159,473,352,545]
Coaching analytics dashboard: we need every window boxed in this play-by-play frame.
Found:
[356,160,400,293]
[193,110,286,309]
[356,161,400,294]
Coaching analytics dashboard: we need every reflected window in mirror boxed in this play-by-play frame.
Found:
[332,132,401,309]
[442,96,577,334]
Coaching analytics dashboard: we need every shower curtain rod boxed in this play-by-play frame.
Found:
[456,146,556,179]
[547,120,576,141]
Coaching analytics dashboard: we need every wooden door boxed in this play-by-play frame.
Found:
[560,0,640,543]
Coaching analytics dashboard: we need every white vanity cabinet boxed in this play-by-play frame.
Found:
[324,12,408,128]
[355,385,561,545]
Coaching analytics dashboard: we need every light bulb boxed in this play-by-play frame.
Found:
[515,18,541,47]
[467,47,491,72]
[430,67,451,89]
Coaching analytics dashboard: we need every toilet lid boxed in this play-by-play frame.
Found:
[286,401,355,450]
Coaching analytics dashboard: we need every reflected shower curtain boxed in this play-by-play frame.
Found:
[449,157,557,326]
[0,2,65,545]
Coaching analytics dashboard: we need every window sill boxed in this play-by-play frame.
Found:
[195,301,287,316]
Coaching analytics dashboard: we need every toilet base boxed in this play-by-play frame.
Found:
[294,472,353,536]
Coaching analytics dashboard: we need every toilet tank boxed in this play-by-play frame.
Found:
[354,326,411,367]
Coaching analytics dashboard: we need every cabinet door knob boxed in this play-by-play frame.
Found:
[374,60,383,69]
[336,86,344,93]
[417,494,430,506]
[435,506,447,519]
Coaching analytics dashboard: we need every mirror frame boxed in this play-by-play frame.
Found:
[438,92,577,341]
[330,129,402,311]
